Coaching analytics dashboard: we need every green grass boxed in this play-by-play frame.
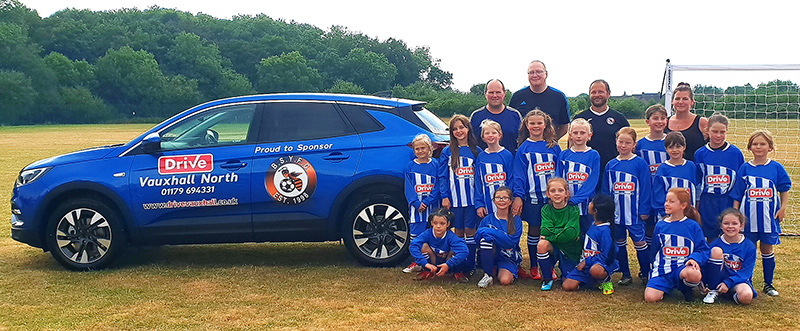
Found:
[1,124,800,330]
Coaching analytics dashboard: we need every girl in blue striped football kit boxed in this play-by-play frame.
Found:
[512,109,561,280]
[702,208,757,305]
[439,114,482,275]
[563,194,618,295]
[475,120,514,219]
[475,186,523,288]
[652,132,700,222]
[602,127,651,286]
[408,208,470,282]
[637,104,669,254]
[557,118,600,237]
[402,134,440,273]
[645,188,709,303]
[694,113,744,240]
[732,130,791,297]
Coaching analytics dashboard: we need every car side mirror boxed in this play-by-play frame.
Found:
[141,132,161,154]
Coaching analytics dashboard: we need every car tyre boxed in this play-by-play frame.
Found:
[45,198,127,271]
[342,194,410,267]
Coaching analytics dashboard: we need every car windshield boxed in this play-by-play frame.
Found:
[414,108,448,136]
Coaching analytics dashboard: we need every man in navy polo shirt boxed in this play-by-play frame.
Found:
[573,79,630,192]
[469,79,522,154]
[509,60,571,140]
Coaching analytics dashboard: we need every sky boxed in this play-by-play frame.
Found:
[20,0,800,97]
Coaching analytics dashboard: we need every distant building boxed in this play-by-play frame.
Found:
[612,92,662,103]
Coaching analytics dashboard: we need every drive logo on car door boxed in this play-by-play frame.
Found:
[266,156,318,205]
[158,154,214,175]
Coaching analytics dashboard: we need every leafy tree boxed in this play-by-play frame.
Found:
[608,97,649,119]
[339,48,397,93]
[0,22,58,93]
[568,94,590,116]
[469,83,487,96]
[217,68,254,97]
[326,80,365,95]
[256,51,321,93]
[94,46,200,118]
[0,0,41,27]
[163,32,226,98]
[55,87,112,123]
[0,70,36,124]
[43,52,95,88]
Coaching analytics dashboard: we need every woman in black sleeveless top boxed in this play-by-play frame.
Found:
[665,83,708,161]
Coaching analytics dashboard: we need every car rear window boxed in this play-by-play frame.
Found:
[414,108,448,135]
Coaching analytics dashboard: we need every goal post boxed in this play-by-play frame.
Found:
[662,61,800,235]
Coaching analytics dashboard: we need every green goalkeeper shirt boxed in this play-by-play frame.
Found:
[540,203,581,262]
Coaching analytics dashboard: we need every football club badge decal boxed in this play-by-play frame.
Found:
[606,117,615,125]
[266,156,317,204]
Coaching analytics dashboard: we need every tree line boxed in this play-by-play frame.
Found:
[1,0,454,124]
[6,0,753,125]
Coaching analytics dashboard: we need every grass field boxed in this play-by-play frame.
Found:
[1,123,799,330]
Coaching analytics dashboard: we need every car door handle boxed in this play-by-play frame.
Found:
[220,161,247,170]
[322,152,350,162]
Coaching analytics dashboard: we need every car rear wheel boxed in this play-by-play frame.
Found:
[45,198,127,271]
[342,194,410,267]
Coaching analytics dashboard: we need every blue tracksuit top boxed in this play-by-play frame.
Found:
[409,228,469,268]
[709,235,757,290]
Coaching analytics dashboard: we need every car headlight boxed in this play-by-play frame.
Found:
[16,167,51,187]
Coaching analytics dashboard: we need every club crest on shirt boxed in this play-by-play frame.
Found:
[583,249,600,257]
[606,117,615,125]
[723,253,744,271]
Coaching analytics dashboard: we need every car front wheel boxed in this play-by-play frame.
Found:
[342,194,410,267]
[45,198,127,271]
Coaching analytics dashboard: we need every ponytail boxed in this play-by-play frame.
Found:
[668,187,702,225]
[494,186,515,234]
[684,205,702,226]
[591,194,617,265]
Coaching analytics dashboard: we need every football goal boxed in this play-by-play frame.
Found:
[662,61,800,235]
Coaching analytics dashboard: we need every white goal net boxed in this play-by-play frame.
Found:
[663,62,800,235]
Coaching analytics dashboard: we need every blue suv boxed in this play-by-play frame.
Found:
[10,93,448,270]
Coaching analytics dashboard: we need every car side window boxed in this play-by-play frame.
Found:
[159,104,257,151]
[339,104,384,133]
[259,102,355,142]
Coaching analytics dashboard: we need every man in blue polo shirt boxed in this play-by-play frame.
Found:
[509,60,571,140]
[469,79,523,154]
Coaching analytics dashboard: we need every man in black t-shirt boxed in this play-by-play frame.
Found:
[573,79,630,191]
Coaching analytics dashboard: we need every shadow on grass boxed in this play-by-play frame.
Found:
[12,241,373,272]
[114,241,363,270]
